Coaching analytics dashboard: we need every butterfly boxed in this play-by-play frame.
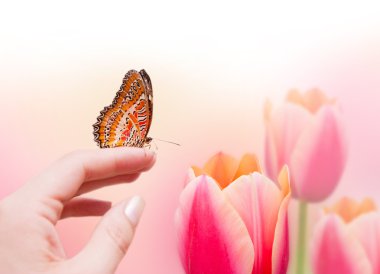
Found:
[93,69,153,148]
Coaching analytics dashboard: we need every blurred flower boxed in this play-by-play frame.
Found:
[264,89,348,202]
[311,197,379,274]
[175,152,291,274]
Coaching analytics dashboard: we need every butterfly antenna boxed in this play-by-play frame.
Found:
[152,137,181,146]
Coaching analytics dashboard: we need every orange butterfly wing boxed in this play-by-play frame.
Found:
[93,69,153,148]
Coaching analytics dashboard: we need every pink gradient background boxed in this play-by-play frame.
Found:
[1,1,380,273]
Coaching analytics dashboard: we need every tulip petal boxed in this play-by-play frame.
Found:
[357,198,377,217]
[264,122,279,182]
[277,165,290,197]
[325,197,361,223]
[286,89,305,107]
[286,88,335,113]
[264,99,272,122]
[233,153,261,181]
[303,88,335,113]
[272,193,290,274]
[325,197,377,223]
[203,152,239,188]
[272,166,291,274]
[190,166,204,178]
[290,106,348,201]
[263,99,277,181]
[265,103,312,194]
[311,215,372,274]
[224,173,283,274]
[175,175,254,274]
[349,213,380,274]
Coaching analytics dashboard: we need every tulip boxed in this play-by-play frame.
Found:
[311,197,379,274]
[264,89,348,202]
[175,152,291,274]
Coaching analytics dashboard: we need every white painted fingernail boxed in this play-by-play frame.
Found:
[124,196,145,226]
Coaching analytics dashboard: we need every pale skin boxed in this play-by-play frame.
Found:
[0,147,156,274]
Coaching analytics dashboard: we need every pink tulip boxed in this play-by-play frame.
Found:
[175,153,291,274]
[311,198,379,274]
[264,89,348,202]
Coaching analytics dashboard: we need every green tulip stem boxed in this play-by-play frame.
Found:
[295,201,308,274]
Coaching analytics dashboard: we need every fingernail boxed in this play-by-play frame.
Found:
[144,145,158,157]
[124,196,145,226]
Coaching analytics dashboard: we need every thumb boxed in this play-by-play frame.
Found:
[69,196,145,274]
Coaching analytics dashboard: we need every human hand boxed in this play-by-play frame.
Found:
[0,147,156,274]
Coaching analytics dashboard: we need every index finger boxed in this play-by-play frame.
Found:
[26,147,156,202]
